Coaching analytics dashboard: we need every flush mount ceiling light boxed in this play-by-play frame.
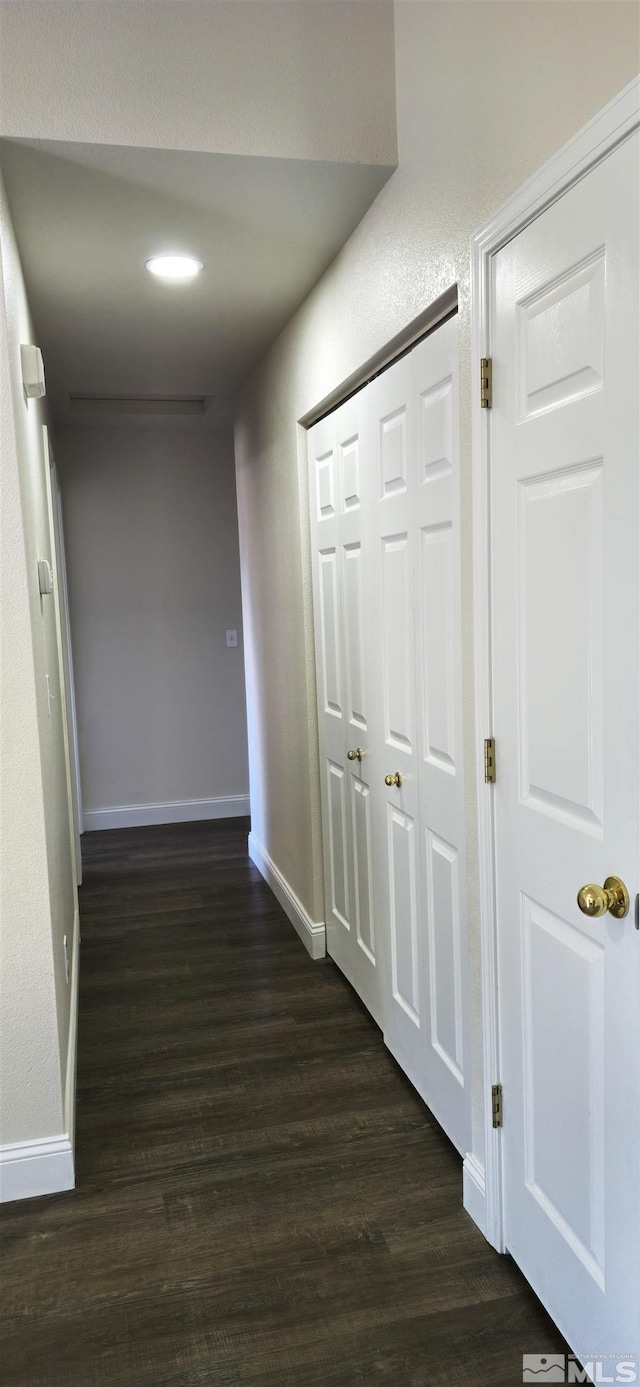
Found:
[145,254,204,280]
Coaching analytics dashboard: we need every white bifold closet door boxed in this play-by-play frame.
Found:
[308,315,470,1156]
[309,392,385,1029]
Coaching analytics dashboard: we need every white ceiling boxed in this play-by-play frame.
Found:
[0,138,394,427]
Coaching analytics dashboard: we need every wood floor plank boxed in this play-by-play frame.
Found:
[0,818,570,1385]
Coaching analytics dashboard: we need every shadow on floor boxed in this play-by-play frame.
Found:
[1,818,569,1386]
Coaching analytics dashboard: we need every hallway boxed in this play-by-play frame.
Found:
[1,821,567,1385]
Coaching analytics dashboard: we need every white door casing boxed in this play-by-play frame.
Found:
[54,475,83,843]
[43,427,83,886]
[472,78,640,1359]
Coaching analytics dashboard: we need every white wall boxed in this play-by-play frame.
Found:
[0,0,395,1199]
[0,175,77,1151]
[56,425,249,827]
[0,0,396,166]
[2,0,637,1202]
[234,2,640,1170]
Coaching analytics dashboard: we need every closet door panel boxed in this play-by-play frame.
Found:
[309,313,470,1159]
[365,355,426,1081]
[412,318,470,1155]
[309,413,353,983]
[336,398,384,1022]
[308,395,384,1026]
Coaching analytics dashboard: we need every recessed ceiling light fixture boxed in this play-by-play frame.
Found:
[146,254,204,280]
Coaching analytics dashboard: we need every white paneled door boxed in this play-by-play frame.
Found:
[491,131,640,1356]
[365,350,426,1102]
[309,394,385,1028]
[411,328,469,1150]
[308,315,471,1156]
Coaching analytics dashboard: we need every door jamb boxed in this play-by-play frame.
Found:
[470,76,640,1254]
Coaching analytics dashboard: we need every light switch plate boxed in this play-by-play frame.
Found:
[21,343,46,398]
[226,629,238,648]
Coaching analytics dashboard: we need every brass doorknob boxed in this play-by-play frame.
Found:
[577,876,630,920]
[347,748,364,761]
[384,771,402,788]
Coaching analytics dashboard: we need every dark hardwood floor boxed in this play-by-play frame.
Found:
[1,819,569,1385]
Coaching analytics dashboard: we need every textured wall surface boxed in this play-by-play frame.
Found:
[2,0,638,1171]
[0,0,397,166]
[56,425,249,816]
[0,0,397,1160]
[234,1,640,1164]
[0,178,74,1144]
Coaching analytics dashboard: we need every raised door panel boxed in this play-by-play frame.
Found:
[521,895,605,1287]
[518,252,605,420]
[420,523,456,774]
[343,542,367,731]
[315,446,336,522]
[518,461,603,833]
[318,549,343,720]
[387,805,419,1025]
[381,532,414,753]
[380,406,408,499]
[352,777,375,962]
[425,830,464,1086]
[327,761,350,932]
[340,431,361,513]
[419,375,453,484]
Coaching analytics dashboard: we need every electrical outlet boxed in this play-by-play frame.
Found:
[63,935,70,984]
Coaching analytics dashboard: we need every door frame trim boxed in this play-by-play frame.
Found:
[470,75,640,1253]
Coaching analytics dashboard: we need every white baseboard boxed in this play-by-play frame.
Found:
[84,795,250,831]
[0,1135,74,1204]
[64,907,80,1143]
[463,1153,487,1238]
[2,904,81,1205]
[248,832,325,960]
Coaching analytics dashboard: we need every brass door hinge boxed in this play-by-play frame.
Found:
[480,357,492,409]
[484,737,496,784]
[492,1083,503,1129]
